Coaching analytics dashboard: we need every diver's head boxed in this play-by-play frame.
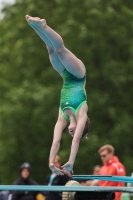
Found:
[68,122,77,136]
[68,118,90,138]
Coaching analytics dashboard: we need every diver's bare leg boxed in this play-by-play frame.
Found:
[25,15,85,78]
[26,16,65,75]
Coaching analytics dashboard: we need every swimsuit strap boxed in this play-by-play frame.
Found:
[74,100,87,115]
[61,100,87,121]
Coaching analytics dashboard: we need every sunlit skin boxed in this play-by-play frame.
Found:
[25,15,88,175]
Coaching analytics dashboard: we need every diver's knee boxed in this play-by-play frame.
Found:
[56,46,66,55]
[47,45,55,54]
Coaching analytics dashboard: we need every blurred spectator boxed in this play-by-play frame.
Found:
[91,144,126,200]
[127,172,133,200]
[8,162,42,200]
[85,165,101,186]
[46,155,71,200]
[0,191,9,200]
[93,165,101,175]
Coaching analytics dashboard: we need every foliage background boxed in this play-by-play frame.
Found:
[0,0,133,184]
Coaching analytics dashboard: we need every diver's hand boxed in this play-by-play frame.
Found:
[49,163,64,175]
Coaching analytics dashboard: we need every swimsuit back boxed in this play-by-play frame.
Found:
[60,69,87,120]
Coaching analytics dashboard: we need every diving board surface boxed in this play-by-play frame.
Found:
[72,175,133,183]
[0,185,132,192]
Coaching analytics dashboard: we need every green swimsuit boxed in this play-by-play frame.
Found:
[60,69,87,120]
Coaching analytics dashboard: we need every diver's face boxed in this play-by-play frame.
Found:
[68,124,77,136]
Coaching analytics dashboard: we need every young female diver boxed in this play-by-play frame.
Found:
[25,15,90,175]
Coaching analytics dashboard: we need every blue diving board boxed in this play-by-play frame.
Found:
[72,175,133,183]
[0,185,132,192]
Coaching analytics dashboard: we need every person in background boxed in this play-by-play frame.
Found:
[85,165,101,186]
[8,162,41,200]
[46,155,71,200]
[92,165,101,175]
[91,144,126,200]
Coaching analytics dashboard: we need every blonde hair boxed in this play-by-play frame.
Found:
[98,144,115,154]
[55,155,61,164]
[48,155,61,164]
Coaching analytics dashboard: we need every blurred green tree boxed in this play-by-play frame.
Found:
[0,0,133,184]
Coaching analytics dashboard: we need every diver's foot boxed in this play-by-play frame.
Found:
[49,164,64,175]
[25,15,46,29]
[61,162,73,174]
